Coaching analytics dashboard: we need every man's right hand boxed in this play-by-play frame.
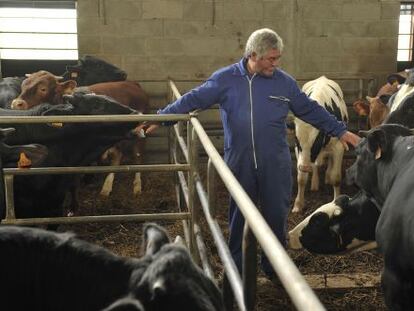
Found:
[135,122,160,135]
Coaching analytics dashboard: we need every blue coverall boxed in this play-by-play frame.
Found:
[158,58,347,277]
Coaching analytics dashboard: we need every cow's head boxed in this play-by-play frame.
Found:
[133,245,224,311]
[346,124,413,200]
[365,95,391,128]
[384,92,414,128]
[11,70,77,110]
[0,127,48,168]
[111,223,224,311]
[289,192,379,254]
[64,55,127,86]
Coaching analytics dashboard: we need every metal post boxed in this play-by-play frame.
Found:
[243,223,258,311]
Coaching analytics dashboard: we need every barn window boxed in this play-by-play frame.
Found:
[398,2,414,61]
[0,1,78,60]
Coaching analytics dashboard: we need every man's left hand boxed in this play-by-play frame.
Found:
[340,131,361,150]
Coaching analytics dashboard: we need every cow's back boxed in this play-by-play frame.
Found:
[87,81,149,113]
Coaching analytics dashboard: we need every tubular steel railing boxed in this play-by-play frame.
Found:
[168,79,326,311]
[0,114,191,226]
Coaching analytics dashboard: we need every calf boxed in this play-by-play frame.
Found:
[346,123,414,310]
[11,71,149,199]
[288,191,379,254]
[0,223,224,311]
[293,76,348,213]
[352,70,409,128]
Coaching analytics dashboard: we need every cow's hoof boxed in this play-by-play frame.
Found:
[67,211,74,217]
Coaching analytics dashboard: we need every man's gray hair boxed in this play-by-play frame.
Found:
[244,28,284,59]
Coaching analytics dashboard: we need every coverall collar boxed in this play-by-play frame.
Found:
[234,57,278,79]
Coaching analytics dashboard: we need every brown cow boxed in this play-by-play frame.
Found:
[11,71,149,212]
[352,70,408,128]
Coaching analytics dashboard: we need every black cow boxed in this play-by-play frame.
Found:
[0,127,49,218]
[0,93,139,220]
[0,76,25,108]
[63,55,127,86]
[346,123,414,310]
[288,191,379,254]
[0,223,224,311]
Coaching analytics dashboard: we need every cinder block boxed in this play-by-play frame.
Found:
[218,1,263,21]
[183,2,213,21]
[102,36,146,54]
[78,35,101,54]
[343,4,381,20]
[104,0,142,19]
[142,0,183,19]
[302,3,342,20]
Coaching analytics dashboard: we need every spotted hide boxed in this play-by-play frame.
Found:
[293,76,348,213]
[288,191,379,254]
[346,124,414,310]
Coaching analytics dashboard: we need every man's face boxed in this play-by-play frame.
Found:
[250,48,282,77]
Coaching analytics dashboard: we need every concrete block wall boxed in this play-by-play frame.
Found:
[77,0,400,95]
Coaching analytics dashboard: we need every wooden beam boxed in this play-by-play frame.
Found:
[258,272,381,289]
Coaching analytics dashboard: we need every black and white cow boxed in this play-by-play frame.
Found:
[382,70,414,128]
[62,55,127,86]
[0,223,224,311]
[344,123,414,310]
[288,191,379,254]
[293,76,349,213]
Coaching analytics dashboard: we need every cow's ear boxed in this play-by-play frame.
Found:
[57,80,77,95]
[142,223,170,256]
[367,128,389,160]
[365,96,373,102]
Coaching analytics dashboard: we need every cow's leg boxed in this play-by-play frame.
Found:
[310,163,319,191]
[100,146,122,197]
[382,265,408,311]
[67,175,81,216]
[293,169,309,213]
[132,138,144,195]
[325,144,344,199]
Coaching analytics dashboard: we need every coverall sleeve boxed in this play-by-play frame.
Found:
[159,76,222,115]
[288,82,347,138]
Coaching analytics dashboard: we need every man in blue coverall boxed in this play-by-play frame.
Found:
[140,28,361,280]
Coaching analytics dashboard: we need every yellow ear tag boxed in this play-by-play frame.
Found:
[70,72,78,78]
[18,152,32,168]
[375,148,382,160]
[49,123,63,128]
